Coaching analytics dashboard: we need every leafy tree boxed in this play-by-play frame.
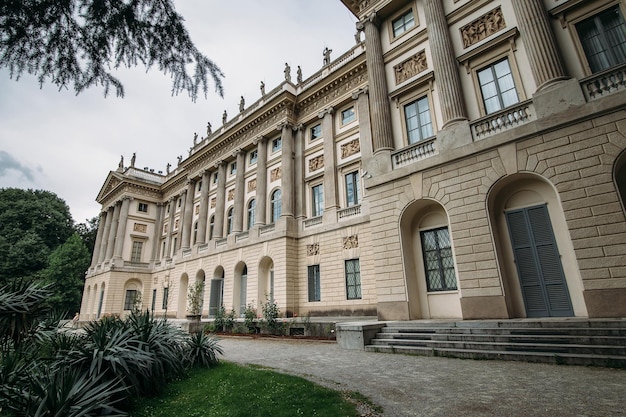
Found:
[0,0,224,100]
[74,216,99,257]
[40,233,90,315]
[0,188,74,285]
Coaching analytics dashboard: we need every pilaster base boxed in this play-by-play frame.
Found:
[533,78,585,119]
[583,289,626,318]
[437,120,472,152]
[460,295,509,319]
[376,301,410,320]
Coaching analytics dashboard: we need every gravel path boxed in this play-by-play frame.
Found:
[218,336,626,417]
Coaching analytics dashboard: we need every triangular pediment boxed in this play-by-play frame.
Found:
[96,171,125,203]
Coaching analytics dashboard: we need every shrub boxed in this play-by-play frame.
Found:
[243,303,257,334]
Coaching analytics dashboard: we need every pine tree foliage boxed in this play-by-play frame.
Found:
[0,0,224,100]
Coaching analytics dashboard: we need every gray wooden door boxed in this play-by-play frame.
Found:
[506,204,574,317]
[208,279,223,317]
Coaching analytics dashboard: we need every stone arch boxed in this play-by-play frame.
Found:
[208,266,225,317]
[614,148,626,215]
[195,269,206,316]
[96,282,105,319]
[487,172,586,318]
[177,273,189,318]
[258,256,274,312]
[233,261,248,316]
[122,279,143,314]
[400,199,461,319]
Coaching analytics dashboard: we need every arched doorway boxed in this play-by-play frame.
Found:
[400,199,461,319]
[488,173,586,318]
[615,149,626,214]
[208,267,224,317]
[233,262,248,316]
[258,257,274,311]
[177,273,189,318]
[195,270,206,316]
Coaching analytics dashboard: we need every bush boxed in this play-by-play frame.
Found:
[260,298,284,335]
[243,303,257,334]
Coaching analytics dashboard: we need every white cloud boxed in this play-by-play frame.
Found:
[0,0,358,223]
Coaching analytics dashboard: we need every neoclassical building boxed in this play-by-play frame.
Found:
[80,0,626,322]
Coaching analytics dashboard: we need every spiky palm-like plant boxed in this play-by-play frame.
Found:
[185,331,224,368]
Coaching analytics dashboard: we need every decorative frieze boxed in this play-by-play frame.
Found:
[460,7,506,48]
[309,155,324,172]
[133,223,147,233]
[248,178,257,192]
[394,50,427,85]
[341,138,361,159]
[271,167,282,182]
[343,235,359,249]
[307,243,320,256]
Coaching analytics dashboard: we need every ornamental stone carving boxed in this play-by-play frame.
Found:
[341,138,361,159]
[308,155,324,172]
[133,223,147,233]
[270,167,282,182]
[248,178,257,192]
[461,7,506,48]
[228,189,235,201]
[307,243,319,256]
[343,235,359,249]
[394,50,427,85]
[210,197,216,208]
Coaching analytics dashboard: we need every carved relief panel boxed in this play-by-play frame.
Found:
[460,7,506,48]
[394,50,427,85]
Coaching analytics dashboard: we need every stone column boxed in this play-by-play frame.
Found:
[511,0,567,91]
[113,197,131,259]
[105,201,120,260]
[150,203,164,261]
[98,207,113,263]
[233,150,246,232]
[320,107,338,213]
[254,137,268,226]
[294,125,305,220]
[213,161,227,238]
[357,14,394,152]
[353,87,373,162]
[181,179,196,249]
[196,170,211,244]
[91,211,106,266]
[279,122,294,218]
[164,197,176,257]
[423,0,467,127]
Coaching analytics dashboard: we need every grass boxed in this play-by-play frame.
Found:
[130,361,363,417]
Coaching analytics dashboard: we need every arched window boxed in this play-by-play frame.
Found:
[209,215,215,240]
[227,207,234,234]
[271,189,282,223]
[247,199,256,230]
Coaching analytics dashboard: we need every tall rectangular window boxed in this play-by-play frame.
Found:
[162,287,169,310]
[131,241,143,263]
[272,137,282,152]
[138,202,148,212]
[345,259,362,300]
[345,171,360,207]
[230,162,237,175]
[576,6,626,73]
[249,149,258,165]
[420,227,457,292]
[308,265,321,302]
[477,58,519,114]
[404,96,434,144]
[311,184,324,217]
[392,9,415,37]
[124,290,137,310]
[151,289,157,312]
[341,107,356,125]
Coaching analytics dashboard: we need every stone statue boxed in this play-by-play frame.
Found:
[206,121,212,136]
[297,66,302,84]
[284,63,291,82]
[222,110,227,125]
[177,155,182,166]
[239,96,245,113]
[166,162,171,174]
[193,132,198,145]
[260,81,265,96]
[354,30,362,44]
[130,152,136,168]
[323,47,332,66]
[118,155,124,169]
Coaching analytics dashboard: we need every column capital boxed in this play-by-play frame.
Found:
[276,121,294,131]
[318,106,334,119]
[213,160,226,169]
[356,12,378,30]
[351,86,369,100]
[231,148,245,158]
[253,135,268,146]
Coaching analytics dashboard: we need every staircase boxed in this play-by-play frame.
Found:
[364,319,626,367]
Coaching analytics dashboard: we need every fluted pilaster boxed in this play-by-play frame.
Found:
[196,170,210,244]
[113,197,131,259]
[181,180,196,249]
[91,211,106,266]
[214,162,227,238]
[319,107,338,212]
[233,150,246,232]
[105,202,120,260]
[279,122,294,217]
[255,137,268,226]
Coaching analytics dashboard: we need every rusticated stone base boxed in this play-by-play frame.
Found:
[583,289,626,318]
[460,295,509,319]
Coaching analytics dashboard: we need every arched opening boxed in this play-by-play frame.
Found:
[208,266,225,317]
[258,257,274,311]
[400,199,461,319]
[615,149,626,214]
[177,273,189,318]
[247,199,256,230]
[122,279,143,315]
[488,173,586,318]
[227,207,234,234]
[96,283,105,319]
[233,262,248,316]
[209,215,215,240]
[270,189,281,223]
[194,269,206,316]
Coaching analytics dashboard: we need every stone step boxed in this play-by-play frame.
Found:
[380,327,626,337]
[369,338,626,356]
[364,344,626,368]
[378,331,626,346]
[384,319,626,330]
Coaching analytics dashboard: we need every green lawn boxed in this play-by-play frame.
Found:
[130,361,367,417]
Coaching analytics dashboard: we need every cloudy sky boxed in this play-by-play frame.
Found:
[0,1,358,223]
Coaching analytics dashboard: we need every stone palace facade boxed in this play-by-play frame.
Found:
[80,0,626,321]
